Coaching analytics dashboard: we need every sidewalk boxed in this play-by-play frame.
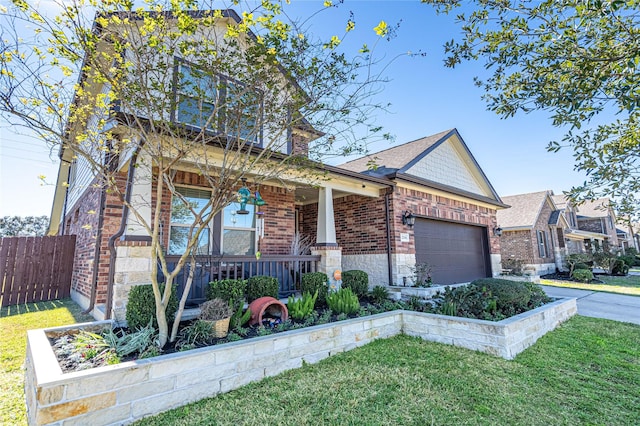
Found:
[541,285,640,325]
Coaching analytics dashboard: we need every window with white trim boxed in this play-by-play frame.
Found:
[168,187,211,255]
[222,203,257,255]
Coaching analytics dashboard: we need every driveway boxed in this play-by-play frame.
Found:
[541,285,640,326]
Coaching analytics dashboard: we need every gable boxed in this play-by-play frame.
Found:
[403,132,495,199]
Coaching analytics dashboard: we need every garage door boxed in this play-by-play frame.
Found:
[414,218,489,285]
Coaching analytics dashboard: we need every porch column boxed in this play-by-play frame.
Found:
[125,151,152,238]
[316,187,337,246]
[313,186,341,280]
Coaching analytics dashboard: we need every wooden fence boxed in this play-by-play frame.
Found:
[0,235,76,307]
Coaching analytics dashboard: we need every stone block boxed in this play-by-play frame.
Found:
[149,352,215,379]
[62,403,131,426]
[65,366,149,400]
[118,377,175,403]
[37,385,65,406]
[273,333,310,352]
[251,339,275,355]
[176,364,231,389]
[36,392,116,425]
[215,345,254,366]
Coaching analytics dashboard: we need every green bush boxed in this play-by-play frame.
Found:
[612,259,629,276]
[341,270,369,298]
[572,269,594,283]
[287,290,318,320]
[436,284,494,319]
[326,288,360,315]
[471,278,531,315]
[619,255,636,268]
[301,272,328,305]
[126,284,178,331]
[207,279,247,306]
[370,285,389,304]
[246,275,279,302]
[522,281,553,308]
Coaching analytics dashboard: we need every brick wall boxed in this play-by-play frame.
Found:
[333,193,388,256]
[500,230,535,263]
[390,187,500,254]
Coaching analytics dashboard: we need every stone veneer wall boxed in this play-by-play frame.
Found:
[25,299,576,425]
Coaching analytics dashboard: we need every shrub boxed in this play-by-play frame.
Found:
[370,285,389,304]
[572,268,594,283]
[565,253,593,276]
[246,275,279,302]
[207,279,247,307]
[522,281,553,308]
[619,255,636,268]
[176,320,214,350]
[287,290,318,320]
[326,287,360,315]
[471,278,531,315]
[341,270,369,298]
[126,284,178,331]
[612,259,629,276]
[501,258,524,275]
[301,272,328,305]
[436,284,494,319]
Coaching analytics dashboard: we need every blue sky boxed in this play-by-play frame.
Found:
[0,0,586,216]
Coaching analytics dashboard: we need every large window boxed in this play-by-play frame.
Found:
[168,187,211,255]
[174,60,262,143]
[222,203,256,255]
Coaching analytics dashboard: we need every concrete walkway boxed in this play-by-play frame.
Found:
[541,285,640,326]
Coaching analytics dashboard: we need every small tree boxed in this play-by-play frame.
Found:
[0,0,394,347]
[592,242,621,275]
[564,253,593,278]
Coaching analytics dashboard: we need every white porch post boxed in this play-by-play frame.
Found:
[312,186,342,280]
[125,151,152,237]
[316,186,337,246]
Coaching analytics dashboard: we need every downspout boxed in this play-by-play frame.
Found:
[105,143,143,320]
[60,159,72,236]
[83,186,107,315]
[384,189,393,286]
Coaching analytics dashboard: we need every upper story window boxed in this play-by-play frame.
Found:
[174,60,262,144]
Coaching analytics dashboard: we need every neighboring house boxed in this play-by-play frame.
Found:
[573,198,619,251]
[616,220,639,252]
[496,191,569,275]
[47,11,507,322]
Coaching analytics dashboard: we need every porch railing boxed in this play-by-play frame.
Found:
[160,255,321,306]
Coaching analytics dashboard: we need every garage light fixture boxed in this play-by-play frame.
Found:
[493,226,503,237]
[402,210,416,228]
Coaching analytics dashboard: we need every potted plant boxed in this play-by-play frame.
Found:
[198,298,233,338]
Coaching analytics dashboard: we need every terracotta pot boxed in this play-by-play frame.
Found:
[248,296,289,326]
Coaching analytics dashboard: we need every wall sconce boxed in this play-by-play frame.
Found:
[402,210,416,228]
[493,226,503,237]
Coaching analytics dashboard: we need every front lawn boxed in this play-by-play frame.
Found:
[0,299,93,426]
[135,316,640,426]
[541,274,640,296]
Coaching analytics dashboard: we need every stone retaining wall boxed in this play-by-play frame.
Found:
[25,298,576,425]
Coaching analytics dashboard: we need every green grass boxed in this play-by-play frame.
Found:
[135,316,640,426]
[0,299,93,426]
[541,274,640,296]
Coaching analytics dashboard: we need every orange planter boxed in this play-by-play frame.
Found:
[248,296,289,326]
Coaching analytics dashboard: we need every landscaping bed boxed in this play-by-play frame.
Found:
[26,296,576,425]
